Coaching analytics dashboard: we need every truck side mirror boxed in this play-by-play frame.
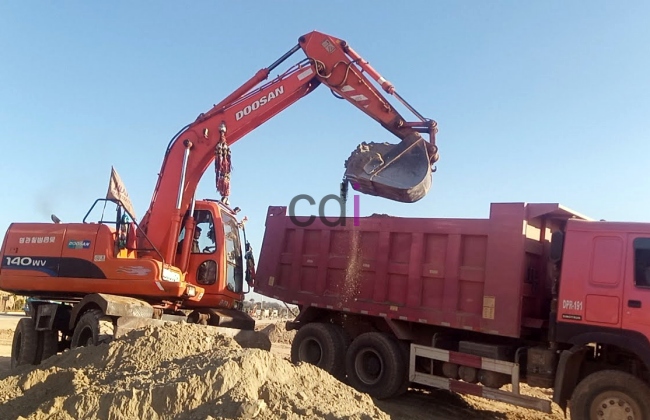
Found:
[550,231,564,263]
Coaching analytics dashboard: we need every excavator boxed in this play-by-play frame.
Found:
[0,30,439,367]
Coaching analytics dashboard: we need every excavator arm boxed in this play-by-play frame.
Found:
[140,30,439,264]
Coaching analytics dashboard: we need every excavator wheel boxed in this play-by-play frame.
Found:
[11,318,39,369]
[36,330,60,364]
[71,309,115,348]
[344,133,434,203]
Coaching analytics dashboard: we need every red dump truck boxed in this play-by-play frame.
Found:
[254,202,650,419]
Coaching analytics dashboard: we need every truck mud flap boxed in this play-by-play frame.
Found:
[552,345,589,412]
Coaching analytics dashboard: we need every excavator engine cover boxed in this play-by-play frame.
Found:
[344,133,433,203]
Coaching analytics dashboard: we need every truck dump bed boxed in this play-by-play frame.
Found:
[254,203,591,339]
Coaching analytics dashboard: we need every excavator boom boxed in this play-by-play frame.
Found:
[141,30,439,263]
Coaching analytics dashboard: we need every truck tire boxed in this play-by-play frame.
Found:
[36,330,59,363]
[569,369,650,420]
[345,332,408,399]
[71,309,115,348]
[11,318,39,369]
[291,322,348,380]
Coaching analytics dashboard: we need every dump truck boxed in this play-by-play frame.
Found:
[254,202,650,420]
[0,30,438,369]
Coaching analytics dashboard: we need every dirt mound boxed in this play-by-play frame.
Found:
[0,322,389,420]
[258,322,295,345]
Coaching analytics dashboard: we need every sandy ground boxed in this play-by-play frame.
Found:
[0,316,294,379]
[0,314,563,420]
[0,313,24,374]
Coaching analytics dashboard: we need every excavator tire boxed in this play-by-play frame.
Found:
[36,330,59,363]
[71,309,115,348]
[11,318,39,369]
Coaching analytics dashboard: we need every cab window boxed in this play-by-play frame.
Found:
[177,210,217,254]
[633,238,650,288]
[222,213,243,294]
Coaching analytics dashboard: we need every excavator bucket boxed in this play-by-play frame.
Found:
[344,133,435,203]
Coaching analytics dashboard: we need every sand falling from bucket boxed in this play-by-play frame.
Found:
[341,227,362,305]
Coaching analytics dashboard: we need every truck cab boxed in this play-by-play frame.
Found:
[555,219,650,357]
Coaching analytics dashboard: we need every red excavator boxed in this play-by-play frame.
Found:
[0,30,439,367]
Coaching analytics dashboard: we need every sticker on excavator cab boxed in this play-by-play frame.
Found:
[68,240,91,249]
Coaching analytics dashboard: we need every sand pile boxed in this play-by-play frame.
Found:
[0,322,389,420]
[258,322,295,345]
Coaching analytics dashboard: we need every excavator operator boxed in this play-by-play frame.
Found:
[177,226,202,254]
[177,209,218,254]
[191,227,201,253]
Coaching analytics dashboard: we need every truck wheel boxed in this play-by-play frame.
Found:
[291,322,348,380]
[71,309,115,348]
[569,370,650,420]
[11,318,39,369]
[345,332,408,399]
[36,330,59,363]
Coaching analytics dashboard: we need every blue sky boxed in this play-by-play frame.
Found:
[1,2,649,302]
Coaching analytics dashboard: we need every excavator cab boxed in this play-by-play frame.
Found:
[177,200,244,308]
[179,200,255,329]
